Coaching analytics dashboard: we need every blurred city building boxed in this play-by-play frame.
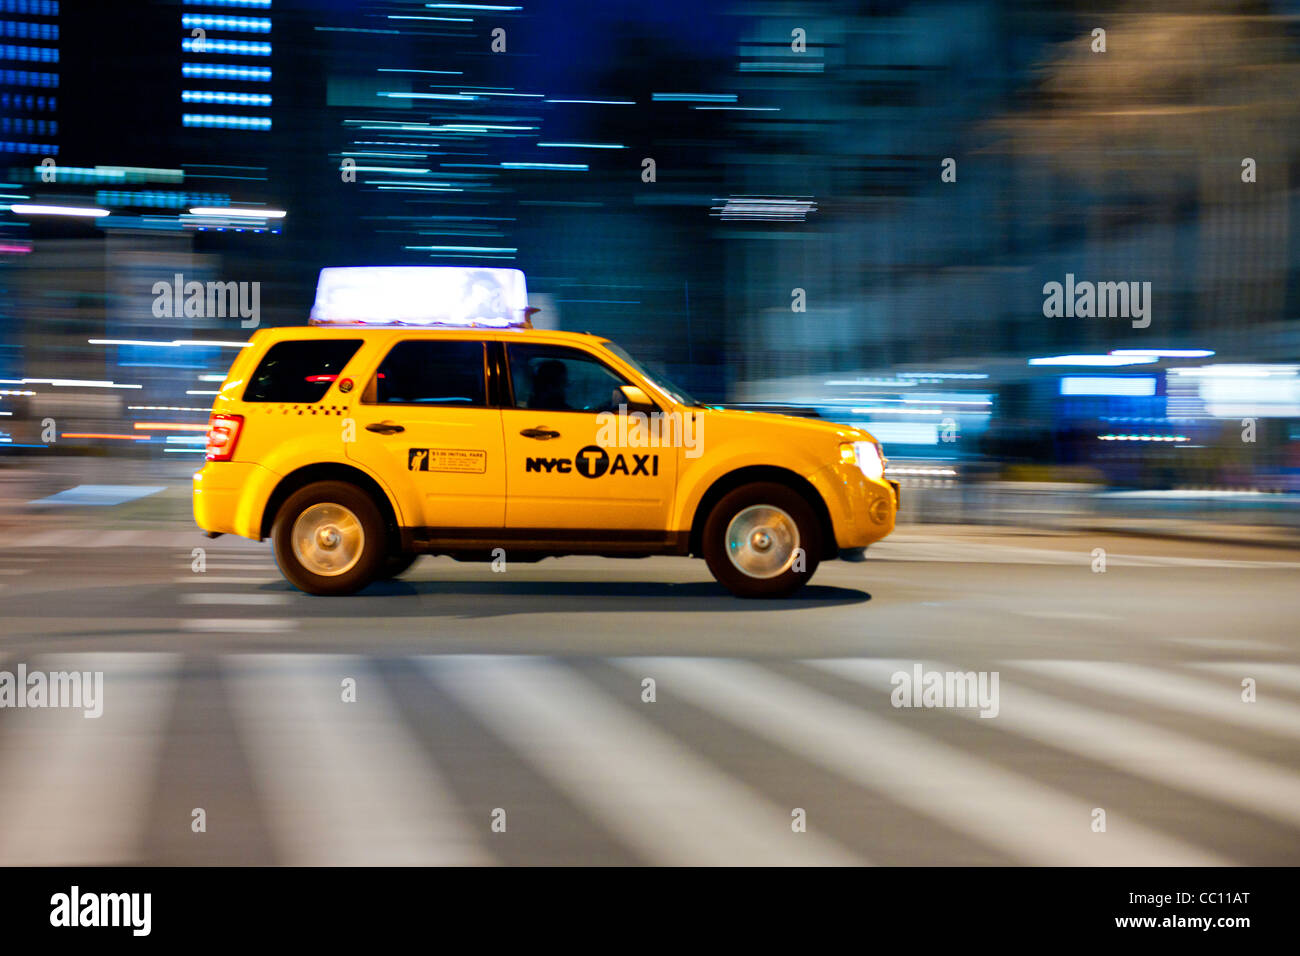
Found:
[0,0,1295,493]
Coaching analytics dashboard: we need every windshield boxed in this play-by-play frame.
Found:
[603,341,705,407]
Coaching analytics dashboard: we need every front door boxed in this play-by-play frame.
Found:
[500,342,676,533]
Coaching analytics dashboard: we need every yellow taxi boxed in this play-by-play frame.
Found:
[193,267,897,597]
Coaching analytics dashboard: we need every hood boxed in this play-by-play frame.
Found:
[697,405,877,445]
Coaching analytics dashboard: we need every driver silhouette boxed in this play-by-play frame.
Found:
[529,359,571,410]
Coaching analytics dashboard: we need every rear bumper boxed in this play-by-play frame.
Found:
[193,461,276,539]
[807,461,898,550]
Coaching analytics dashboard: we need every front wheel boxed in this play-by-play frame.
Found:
[702,482,822,598]
[272,481,386,595]
[380,551,420,579]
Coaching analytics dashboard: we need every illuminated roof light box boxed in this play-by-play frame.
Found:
[310,266,530,328]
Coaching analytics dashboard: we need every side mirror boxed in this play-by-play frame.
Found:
[614,384,658,414]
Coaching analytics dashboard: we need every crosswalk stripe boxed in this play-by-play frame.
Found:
[93,530,144,548]
[1164,637,1291,654]
[1014,660,1300,740]
[0,653,179,865]
[422,656,863,866]
[644,657,1226,865]
[18,530,83,548]
[1013,610,1117,622]
[181,619,297,632]
[191,563,277,571]
[179,593,290,606]
[223,654,490,865]
[172,576,277,585]
[1098,555,1300,569]
[872,540,1300,569]
[813,658,1300,834]
[0,531,250,550]
[1187,662,1300,697]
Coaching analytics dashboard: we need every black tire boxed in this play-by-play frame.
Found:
[380,551,420,579]
[271,480,386,595]
[702,482,822,598]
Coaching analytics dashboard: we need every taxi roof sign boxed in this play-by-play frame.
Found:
[309,266,530,328]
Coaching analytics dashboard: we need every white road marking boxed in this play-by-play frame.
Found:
[224,654,489,865]
[1163,637,1290,653]
[1186,662,1300,696]
[191,563,277,572]
[1015,660,1300,740]
[873,540,1300,569]
[172,576,278,585]
[18,530,84,548]
[0,531,257,550]
[0,653,179,865]
[94,530,145,548]
[179,593,290,606]
[180,619,297,633]
[674,657,1227,865]
[1014,610,1117,621]
[814,657,1300,833]
[424,655,863,866]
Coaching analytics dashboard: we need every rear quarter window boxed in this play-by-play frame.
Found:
[369,339,487,406]
[243,339,362,403]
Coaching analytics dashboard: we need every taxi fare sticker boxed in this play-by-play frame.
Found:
[408,448,487,474]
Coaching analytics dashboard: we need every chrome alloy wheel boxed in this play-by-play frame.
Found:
[724,504,800,579]
[290,502,365,577]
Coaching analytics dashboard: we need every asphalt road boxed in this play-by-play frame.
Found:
[1,514,1298,865]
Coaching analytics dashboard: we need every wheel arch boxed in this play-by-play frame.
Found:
[261,462,401,542]
[688,465,837,559]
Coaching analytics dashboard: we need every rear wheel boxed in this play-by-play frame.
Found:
[272,481,386,595]
[702,482,821,598]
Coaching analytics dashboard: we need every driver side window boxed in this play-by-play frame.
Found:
[506,343,631,414]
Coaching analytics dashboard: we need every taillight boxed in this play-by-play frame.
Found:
[205,413,244,462]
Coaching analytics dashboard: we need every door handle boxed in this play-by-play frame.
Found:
[519,427,560,440]
[365,421,405,435]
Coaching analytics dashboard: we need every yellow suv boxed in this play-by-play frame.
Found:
[193,269,897,597]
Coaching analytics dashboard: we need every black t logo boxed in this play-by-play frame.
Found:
[574,445,609,478]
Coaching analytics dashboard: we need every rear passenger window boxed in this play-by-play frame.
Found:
[370,340,486,406]
[243,339,362,403]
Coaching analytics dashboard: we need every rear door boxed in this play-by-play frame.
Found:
[346,337,505,530]
[499,342,676,532]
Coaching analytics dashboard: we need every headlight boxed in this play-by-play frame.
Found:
[840,440,885,480]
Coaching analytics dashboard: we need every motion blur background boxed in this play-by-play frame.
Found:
[2,0,1299,533]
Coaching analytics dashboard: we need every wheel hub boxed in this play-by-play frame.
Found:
[291,502,364,577]
[725,504,799,579]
